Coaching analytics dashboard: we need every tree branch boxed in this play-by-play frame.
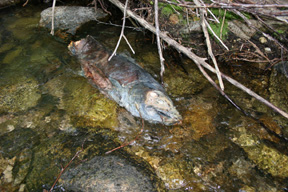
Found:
[154,0,165,84]
[107,0,288,120]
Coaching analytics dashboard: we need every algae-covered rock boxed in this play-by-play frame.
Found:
[132,146,185,190]
[65,77,118,128]
[2,46,22,64]
[0,128,40,158]
[231,126,288,178]
[269,64,288,137]
[6,16,40,40]
[0,76,41,114]
[13,148,32,186]
[164,63,208,97]
[155,160,186,189]
[44,75,118,128]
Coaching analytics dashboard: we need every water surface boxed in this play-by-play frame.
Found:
[0,3,288,192]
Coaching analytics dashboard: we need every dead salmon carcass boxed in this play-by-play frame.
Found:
[68,35,182,125]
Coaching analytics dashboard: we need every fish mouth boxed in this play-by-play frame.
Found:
[157,110,182,125]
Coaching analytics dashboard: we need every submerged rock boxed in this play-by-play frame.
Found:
[269,63,288,137]
[43,74,118,128]
[231,125,288,178]
[60,155,159,192]
[39,6,108,34]
[6,15,40,40]
[0,76,41,114]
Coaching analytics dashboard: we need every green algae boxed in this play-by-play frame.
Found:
[2,47,22,64]
[164,62,208,97]
[44,75,118,128]
[0,76,41,114]
[232,125,288,178]
[6,16,40,40]
[0,43,15,54]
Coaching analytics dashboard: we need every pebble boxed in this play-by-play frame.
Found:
[259,37,267,43]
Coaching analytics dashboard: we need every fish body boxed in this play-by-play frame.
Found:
[68,35,181,125]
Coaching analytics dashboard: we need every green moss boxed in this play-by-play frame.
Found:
[159,1,183,16]
[0,76,41,113]
[2,47,22,64]
[44,75,118,128]
[208,9,249,40]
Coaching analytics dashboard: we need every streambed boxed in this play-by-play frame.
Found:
[0,3,288,192]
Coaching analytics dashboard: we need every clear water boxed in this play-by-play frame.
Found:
[0,3,288,192]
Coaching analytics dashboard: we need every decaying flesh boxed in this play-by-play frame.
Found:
[68,35,181,125]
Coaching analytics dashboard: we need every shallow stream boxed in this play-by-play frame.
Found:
[0,3,288,192]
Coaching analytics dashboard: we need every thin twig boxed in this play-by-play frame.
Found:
[123,35,135,54]
[50,0,56,36]
[22,0,29,6]
[232,9,288,52]
[194,0,225,90]
[155,0,165,84]
[108,0,130,61]
[207,8,220,23]
[95,19,143,31]
[49,140,86,192]
[205,20,229,50]
[220,9,226,39]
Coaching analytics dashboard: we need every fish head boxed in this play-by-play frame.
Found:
[68,37,90,56]
[68,36,108,61]
[144,90,182,125]
[68,35,99,56]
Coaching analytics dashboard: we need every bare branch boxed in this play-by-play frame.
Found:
[154,0,165,84]
[194,0,225,90]
[107,0,288,120]
[50,0,56,36]
[108,0,129,61]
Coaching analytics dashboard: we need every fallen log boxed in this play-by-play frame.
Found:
[107,0,288,120]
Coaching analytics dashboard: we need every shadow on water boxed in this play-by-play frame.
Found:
[0,3,288,192]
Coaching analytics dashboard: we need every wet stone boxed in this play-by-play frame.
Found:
[269,64,288,137]
[164,61,208,97]
[231,125,288,178]
[0,76,41,114]
[59,155,159,192]
[0,128,39,158]
[39,6,108,35]
[13,148,32,186]
[6,16,40,40]
[43,75,118,128]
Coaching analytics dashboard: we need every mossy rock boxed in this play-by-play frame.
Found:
[44,75,118,128]
[6,16,39,40]
[269,65,288,137]
[0,76,41,114]
[164,66,208,97]
[232,126,288,178]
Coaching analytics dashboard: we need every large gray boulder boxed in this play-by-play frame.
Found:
[39,6,108,34]
[60,155,159,192]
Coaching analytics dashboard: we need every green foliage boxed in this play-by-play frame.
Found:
[208,9,250,40]
[159,2,183,16]
[276,29,285,34]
